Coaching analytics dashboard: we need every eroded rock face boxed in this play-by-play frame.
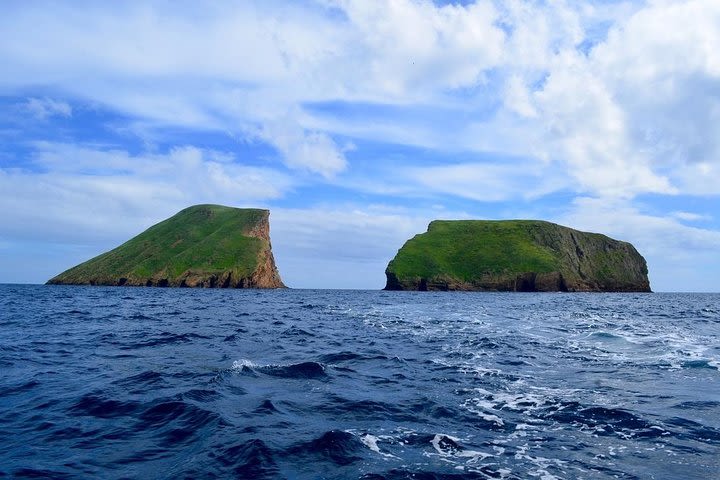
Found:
[47,205,286,289]
[384,220,651,292]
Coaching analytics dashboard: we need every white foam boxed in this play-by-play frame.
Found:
[361,434,381,453]
[431,433,461,455]
[429,434,494,462]
[461,398,506,426]
[462,388,552,425]
[514,451,566,479]
[231,359,256,369]
[354,432,398,459]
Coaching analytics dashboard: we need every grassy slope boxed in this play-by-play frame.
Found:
[387,220,561,282]
[50,205,266,284]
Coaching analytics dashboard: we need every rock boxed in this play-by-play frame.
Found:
[384,220,651,292]
[47,204,285,288]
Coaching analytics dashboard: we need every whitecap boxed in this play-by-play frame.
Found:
[231,359,256,370]
[429,434,494,462]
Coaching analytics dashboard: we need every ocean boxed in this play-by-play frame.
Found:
[0,285,718,479]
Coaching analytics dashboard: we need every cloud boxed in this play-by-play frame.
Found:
[270,204,440,288]
[325,0,505,95]
[0,143,293,244]
[23,97,72,119]
[1,1,718,200]
[252,117,349,177]
[671,211,712,222]
[504,0,720,198]
[3,0,713,199]
[404,160,568,202]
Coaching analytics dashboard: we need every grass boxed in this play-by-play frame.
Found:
[387,220,561,282]
[50,204,267,284]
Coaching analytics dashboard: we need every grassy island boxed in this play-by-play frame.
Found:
[47,204,285,288]
[385,220,650,292]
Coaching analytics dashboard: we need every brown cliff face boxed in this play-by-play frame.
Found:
[47,205,286,289]
[245,214,285,288]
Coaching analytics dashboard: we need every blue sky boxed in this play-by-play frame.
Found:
[1,0,719,290]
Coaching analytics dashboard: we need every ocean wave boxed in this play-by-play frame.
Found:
[232,359,328,379]
[121,331,211,349]
[210,438,279,478]
[69,393,141,419]
[285,430,365,466]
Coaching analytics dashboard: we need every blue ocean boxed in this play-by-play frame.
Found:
[1,285,718,479]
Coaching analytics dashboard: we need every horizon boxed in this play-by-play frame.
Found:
[1,1,719,291]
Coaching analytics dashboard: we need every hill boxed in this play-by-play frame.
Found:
[47,204,285,288]
[384,220,650,292]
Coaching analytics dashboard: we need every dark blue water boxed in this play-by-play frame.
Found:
[1,285,719,479]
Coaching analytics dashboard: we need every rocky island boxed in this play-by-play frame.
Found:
[384,220,650,292]
[47,204,285,288]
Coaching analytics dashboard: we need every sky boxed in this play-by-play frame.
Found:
[1,0,719,291]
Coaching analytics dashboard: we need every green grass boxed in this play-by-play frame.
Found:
[387,220,561,281]
[50,204,267,284]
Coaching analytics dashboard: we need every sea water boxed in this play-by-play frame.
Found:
[1,285,718,479]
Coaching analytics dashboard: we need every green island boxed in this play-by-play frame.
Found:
[385,220,651,292]
[47,204,285,288]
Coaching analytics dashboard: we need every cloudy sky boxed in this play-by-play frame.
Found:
[1,0,719,290]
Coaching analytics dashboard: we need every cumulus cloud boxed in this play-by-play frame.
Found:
[504,0,720,198]
[326,0,505,95]
[253,118,349,177]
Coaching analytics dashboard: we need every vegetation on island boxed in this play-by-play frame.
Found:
[385,220,650,292]
[47,204,285,288]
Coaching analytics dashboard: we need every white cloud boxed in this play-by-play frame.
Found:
[510,0,720,198]
[326,0,505,95]
[1,0,718,200]
[23,97,72,119]
[671,211,712,222]
[405,160,568,202]
[503,75,537,118]
[0,0,720,197]
[270,204,439,288]
[499,0,584,71]
[0,143,293,244]
[253,117,348,177]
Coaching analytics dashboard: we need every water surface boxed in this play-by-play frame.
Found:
[1,285,718,479]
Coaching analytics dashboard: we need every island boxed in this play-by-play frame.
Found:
[384,220,651,292]
[47,204,285,288]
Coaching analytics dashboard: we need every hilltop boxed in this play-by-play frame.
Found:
[384,220,650,292]
[47,204,285,288]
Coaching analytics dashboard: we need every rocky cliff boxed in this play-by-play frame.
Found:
[47,204,285,288]
[384,220,650,292]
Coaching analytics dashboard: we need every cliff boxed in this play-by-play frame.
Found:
[384,220,650,292]
[47,204,285,288]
